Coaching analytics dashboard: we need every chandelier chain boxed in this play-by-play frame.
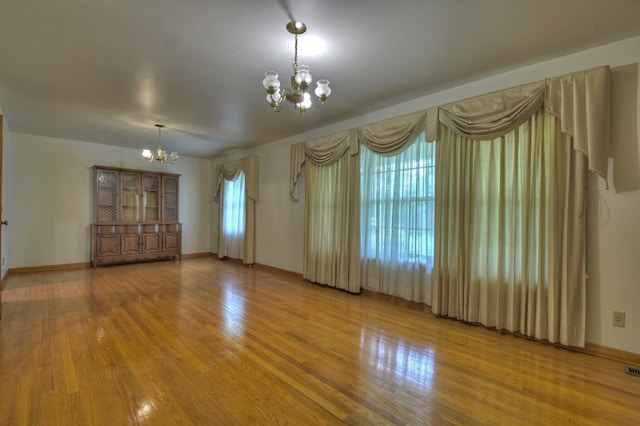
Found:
[292,33,299,73]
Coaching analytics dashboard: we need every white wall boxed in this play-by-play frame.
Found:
[8,133,212,268]
[212,36,640,355]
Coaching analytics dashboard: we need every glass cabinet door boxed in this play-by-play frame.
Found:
[96,169,118,222]
[162,176,179,222]
[121,172,140,222]
[142,175,160,222]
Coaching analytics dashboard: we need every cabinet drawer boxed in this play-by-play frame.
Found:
[95,225,117,235]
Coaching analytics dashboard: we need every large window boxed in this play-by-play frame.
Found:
[360,134,435,303]
[360,135,435,267]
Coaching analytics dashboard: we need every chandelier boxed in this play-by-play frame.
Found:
[263,21,331,115]
[142,124,178,163]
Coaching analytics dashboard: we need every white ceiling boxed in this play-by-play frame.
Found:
[1,0,639,158]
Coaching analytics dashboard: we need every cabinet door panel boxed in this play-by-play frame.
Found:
[96,170,118,222]
[163,232,180,251]
[142,175,160,222]
[121,172,140,222]
[142,233,161,253]
[122,234,142,254]
[97,234,120,256]
[162,176,179,222]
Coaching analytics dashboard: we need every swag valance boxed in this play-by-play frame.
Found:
[290,65,610,193]
[289,109,438,200]
[215,156,259,203]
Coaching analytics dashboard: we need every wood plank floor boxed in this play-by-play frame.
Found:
[1,258,639,425]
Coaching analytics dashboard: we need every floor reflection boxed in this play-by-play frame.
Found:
[221,286,246,340]
[132,397,156,423]
[359,327,435,389]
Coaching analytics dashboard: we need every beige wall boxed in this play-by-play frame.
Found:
[7,133,212,267]
[213,36,640,355]
[1,109,11,279]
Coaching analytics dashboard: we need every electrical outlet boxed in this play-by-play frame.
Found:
[613,311,626,328]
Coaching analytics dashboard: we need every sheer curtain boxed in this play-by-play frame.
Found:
[219,171,246,260]
[360,134,435,304]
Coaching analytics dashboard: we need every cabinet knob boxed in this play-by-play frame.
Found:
[1,220,7,226]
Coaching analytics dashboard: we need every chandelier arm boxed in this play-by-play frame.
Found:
[272,100,286,113]
[309,96,327,109]
[270,88,292,112]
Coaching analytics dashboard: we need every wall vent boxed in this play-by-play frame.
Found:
[624,366,640,377]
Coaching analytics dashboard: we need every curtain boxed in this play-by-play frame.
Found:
[545,66,610,187]
[302,130,360,292]
[215,156,259,264]
[438,66,610,187]
[433,110,588,347]
[289,66,608,345]
[219,171,246,260]
[438,81,545,139]
[360,134,436,304]
[431,66,609,348]
[290,108,438,200]
[304,155,357,291]
[297,113,438,294]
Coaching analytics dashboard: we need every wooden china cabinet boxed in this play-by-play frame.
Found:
[91,166,181,267]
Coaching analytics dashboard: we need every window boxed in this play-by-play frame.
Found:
[360,135,435,267]
[220,171,246,259]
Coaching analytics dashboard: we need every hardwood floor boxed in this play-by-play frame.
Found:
[1,258,639,425]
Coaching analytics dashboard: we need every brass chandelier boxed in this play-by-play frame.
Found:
[142,124,178,164]
[263,21,331,115]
